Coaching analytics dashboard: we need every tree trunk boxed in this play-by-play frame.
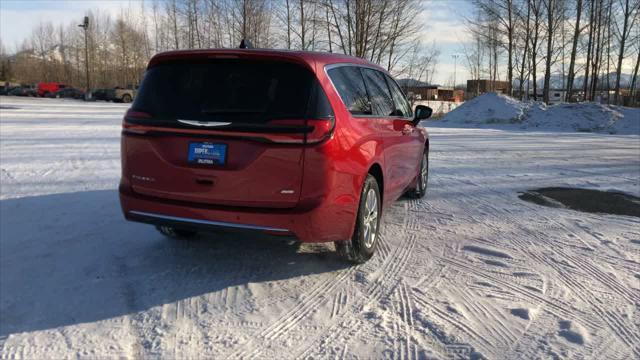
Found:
[590,0,603,100]
[507,0,514,96]
[583,0,595,100]
[629,48,640,106]
[519,0,532,99]
[566,0,582,102]
[543,0,554,105]
[614,0,632,105]
[286,0,291,49]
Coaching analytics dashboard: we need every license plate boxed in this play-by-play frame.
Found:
[187,142,227,166]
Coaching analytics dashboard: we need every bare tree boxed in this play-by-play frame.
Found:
[540,0,566,104]
[614,0,640,104]
[566,0,583,101]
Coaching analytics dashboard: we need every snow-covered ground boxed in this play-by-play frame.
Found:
[1,96,639,359]
[439,92,640,135]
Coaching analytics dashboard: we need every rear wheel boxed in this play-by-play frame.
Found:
[335,174,381,264]
[122,94,132,103]
[407,152,428,199]
[156,225,198,239]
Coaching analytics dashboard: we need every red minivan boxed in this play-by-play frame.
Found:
[119,49,432,263]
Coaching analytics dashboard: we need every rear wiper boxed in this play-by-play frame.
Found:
[177,119,231,127]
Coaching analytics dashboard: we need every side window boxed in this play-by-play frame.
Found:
[361,68,395,117]
[385,74,412,117]
[327,66,371,115]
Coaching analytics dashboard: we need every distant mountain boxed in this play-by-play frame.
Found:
[397,78,431,87]
[6,44,74,63]
[512,73,634,90]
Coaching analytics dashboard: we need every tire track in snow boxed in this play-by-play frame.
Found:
[465,185,640,352]
[330,291,348,319]
[439,257,600,329]
[458,176,638,305]
[442,175,637,346]
[293,224,418,358]
[396,282,417,360]
[453,286,518,346]
[555,267,640,356]
[227,266,356,359]
[411,291,494,350]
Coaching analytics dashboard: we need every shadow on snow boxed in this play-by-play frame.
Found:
[0,190,349,336]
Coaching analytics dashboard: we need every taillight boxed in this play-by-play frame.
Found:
[306,118,334,144]
[122,110,152,134]
[267,118,334,144]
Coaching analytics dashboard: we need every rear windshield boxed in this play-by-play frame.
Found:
[132,60,318,124]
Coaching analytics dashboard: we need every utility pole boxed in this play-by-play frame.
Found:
[452,54,459,89]
[78,16,90,99]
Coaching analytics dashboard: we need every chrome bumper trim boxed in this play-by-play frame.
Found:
[128,210,290,233]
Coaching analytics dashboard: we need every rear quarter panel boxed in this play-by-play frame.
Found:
[297,66,386,241]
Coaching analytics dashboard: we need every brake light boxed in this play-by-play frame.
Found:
[267,118,334,144]
[122,110,152,134]
[306,119,334,144]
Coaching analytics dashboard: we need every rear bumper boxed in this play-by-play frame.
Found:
[119,185,355,242]
[127,210,291,234]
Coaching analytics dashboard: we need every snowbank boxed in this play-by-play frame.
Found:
[440,92,527,124]
[438,93,640,135]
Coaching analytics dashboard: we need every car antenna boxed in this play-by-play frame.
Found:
[239,39,253,49]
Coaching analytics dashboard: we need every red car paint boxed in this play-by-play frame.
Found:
[119,49,429,242]
[37,82,67,97]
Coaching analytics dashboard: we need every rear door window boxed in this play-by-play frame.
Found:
[326,66,371,115]
[361,68,395,117]
[132,60,315,124]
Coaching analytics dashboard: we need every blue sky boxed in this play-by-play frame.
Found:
[0,0,475,84]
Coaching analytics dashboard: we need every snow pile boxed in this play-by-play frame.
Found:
[439,92,640,135]
[440,92,527,124]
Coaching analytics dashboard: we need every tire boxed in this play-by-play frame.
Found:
[156,225,198,239]
[407,152,429,199]
[335,174,381,264]
[121,94,132,103]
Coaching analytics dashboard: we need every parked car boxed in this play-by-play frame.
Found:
[113,87,136,103]
[119,49,431,263]
[37,82,68,97]
[89,87,135,102]
[0,86,18,95]
[8,86,37,97]
[49,88,85,99]
[91,88,115,101]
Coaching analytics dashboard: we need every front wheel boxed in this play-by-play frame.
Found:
[121,94,132,103]
[335,174,381,264]
[407,152,428,199]
[156,225,198,239]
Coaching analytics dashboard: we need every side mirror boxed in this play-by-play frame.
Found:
[413,105,432,124]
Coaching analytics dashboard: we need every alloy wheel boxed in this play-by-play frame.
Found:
[420,154,428,191]
[362,188,379,248]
